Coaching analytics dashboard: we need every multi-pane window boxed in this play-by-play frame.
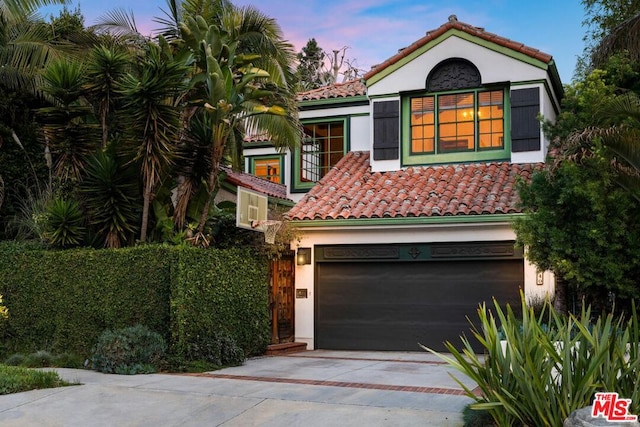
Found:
[410,90,503,155]
[300,122,345,183]
[251,157,282,183]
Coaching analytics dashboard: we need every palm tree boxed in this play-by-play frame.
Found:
[116,40,189,243]
[0,0,69,95]
[591,11,640,69]
[559,91,640,199]
[37,58,99,184]
[152,2,300,242]
[176,13,300,242]
[91,0,300,244]
[1,0,69,212]
[83,44,131,148]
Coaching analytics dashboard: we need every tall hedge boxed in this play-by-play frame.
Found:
[0,242,270,359]
[170,247,270,358]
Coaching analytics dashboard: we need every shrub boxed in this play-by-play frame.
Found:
[4,353,24,366]
[52,352,84,368]
[462,403,495,427]
[424,294,640,426]
[91,325,166,374]
[181,330,245,368]
[22,350,54,368]
[0,365,72,395]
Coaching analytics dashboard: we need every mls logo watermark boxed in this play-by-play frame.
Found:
[591,392,638,423]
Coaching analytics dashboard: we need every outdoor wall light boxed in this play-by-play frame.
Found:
[296,247,311,266]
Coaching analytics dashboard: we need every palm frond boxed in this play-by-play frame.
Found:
[592,11,640,68]
[153,0,182,41]
[91,8,145,41]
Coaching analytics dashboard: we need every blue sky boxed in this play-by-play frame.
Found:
[41,0,587,84]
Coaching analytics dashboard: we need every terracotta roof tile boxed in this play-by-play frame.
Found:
[221,166,289,201]
[287,151,542,221]
[297,79,367,102]
[364,16,553,81]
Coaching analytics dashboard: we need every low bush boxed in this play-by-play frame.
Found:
[181,330,245,369]
[424,294,640,426]
[4,351,84,369]
[4,354,24,366]
[90,325,166,374]
[0,365,73,395]
[22,350,54,368]
[462,403,495,427]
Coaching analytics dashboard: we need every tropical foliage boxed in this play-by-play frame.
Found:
[0,0,300,249]
[517,1,640,312]
[424,296,640,426]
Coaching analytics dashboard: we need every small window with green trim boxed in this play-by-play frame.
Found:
[249,155,283,184]
[292,119,347,191]
[404,88,508,165]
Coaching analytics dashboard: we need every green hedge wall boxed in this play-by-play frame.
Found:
[171,248,270,358]
[0,242,269,359]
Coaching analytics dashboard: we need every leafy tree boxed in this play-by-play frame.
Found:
[518,47,640,313]
[514,153,640,313]
[296,38,329,90]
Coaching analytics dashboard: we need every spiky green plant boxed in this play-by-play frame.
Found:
[80,150,139,248]
[423,295,640,426]
[43,197,84,247]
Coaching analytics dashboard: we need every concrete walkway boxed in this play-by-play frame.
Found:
[0,350,476,426]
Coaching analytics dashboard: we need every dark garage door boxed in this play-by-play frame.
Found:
[316,259,523,352]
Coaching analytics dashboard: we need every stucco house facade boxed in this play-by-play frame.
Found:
[243,16,562,352]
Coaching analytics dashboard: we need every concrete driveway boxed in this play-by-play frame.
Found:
[0,350,476,426]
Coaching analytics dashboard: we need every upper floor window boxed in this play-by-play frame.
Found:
[292,119,347,191]
[249,155,283,184]
[410,89,504,155]
[402,88,509,165]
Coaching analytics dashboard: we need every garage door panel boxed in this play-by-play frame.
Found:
[316,260,522,352]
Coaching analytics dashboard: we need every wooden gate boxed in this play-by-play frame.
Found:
[269,253,295,344]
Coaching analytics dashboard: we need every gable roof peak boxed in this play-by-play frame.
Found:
[364,17,554,81]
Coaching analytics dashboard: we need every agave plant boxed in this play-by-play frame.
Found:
[42,197,85,248]
[80,150,139,248]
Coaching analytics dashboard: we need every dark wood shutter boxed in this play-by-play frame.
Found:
[511,88,541,152]
[373,100,399,160]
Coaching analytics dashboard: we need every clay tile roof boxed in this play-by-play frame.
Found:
[221,165,289,201]
[287,151,542,221]
[364,16,553,81]
[243,132,271,144]
[297,79,367,102]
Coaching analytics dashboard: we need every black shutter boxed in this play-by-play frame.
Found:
[511,88,540,152]
[373,100,399,160]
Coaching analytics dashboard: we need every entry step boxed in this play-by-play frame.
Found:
[266,342,308,356]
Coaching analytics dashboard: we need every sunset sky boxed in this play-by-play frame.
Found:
[41,0,587,84]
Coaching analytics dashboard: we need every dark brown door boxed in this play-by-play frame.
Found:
[269,254,295,344]
[316,259,522,352]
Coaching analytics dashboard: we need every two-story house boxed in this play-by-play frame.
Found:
[243,16,562,352]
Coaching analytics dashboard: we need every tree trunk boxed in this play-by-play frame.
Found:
[140,184,152,243]
[553,275,568,314]
[196,124,227,235]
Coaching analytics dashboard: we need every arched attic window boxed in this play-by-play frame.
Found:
[426,58,481,92]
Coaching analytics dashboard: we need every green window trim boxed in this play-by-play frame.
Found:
[248,155,284,184]
[402,87,511,166]
[291,117,349,192]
